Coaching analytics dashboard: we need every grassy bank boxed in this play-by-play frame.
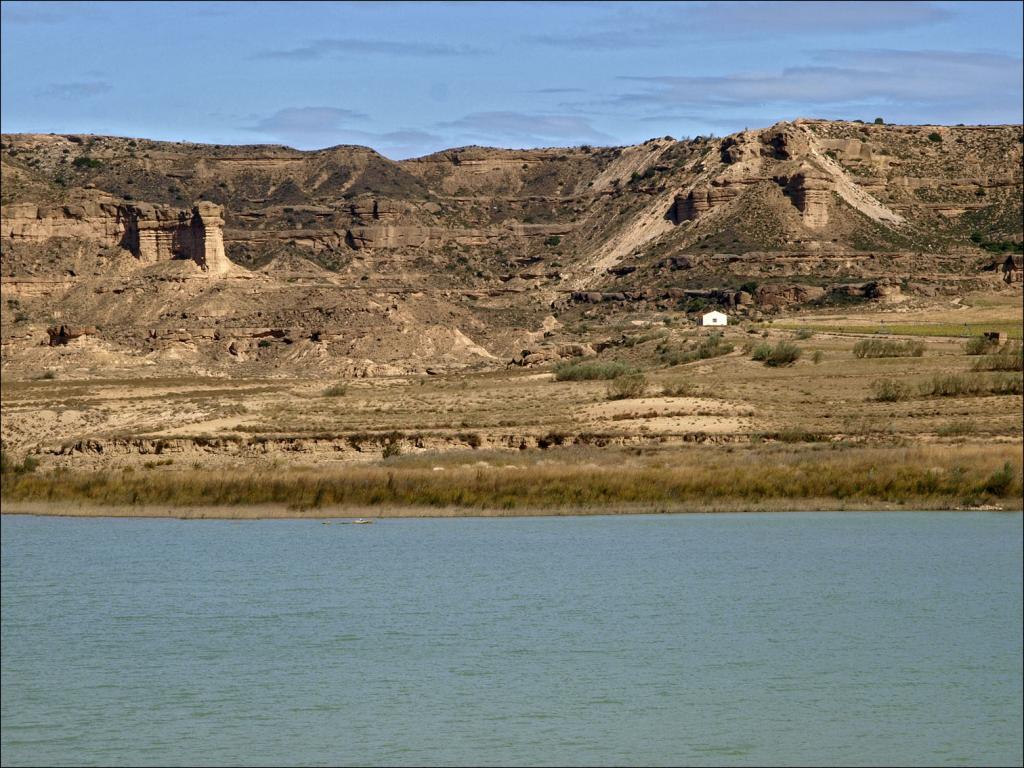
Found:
[776,322,1023,339]
[3,446,1020,512]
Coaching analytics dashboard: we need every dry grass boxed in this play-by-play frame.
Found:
[4,446,1020,510]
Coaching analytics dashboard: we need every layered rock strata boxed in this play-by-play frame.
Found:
[1,196,229,274]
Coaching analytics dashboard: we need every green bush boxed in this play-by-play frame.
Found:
[662,379,696,397]
[544,236,561,247]
[794,328,814,340]
[964,336,997,355]
[751,342,772,361]
[871,379,912,402]
[257,339,272,348]
[767,342,802,366]
[980,462,1016,496]
[756,342,802,367]
[812,350,824,365]
[927,132,942,142]
[853,339,925,358]
[607,373,648,400]
[72,156,102,169]
[662,332,734,366]
[554,360,637,381]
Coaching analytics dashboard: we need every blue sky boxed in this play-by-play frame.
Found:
[2,1,1021,158]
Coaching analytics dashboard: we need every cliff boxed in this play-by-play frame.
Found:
[2,194,229,274]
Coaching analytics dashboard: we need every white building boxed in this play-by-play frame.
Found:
[701,310,728,327]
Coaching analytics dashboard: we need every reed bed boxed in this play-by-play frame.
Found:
[4,447,1020,510]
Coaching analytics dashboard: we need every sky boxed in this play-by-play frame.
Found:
[1,1,1021,159]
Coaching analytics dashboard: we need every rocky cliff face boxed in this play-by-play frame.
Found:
[2,193,229,274]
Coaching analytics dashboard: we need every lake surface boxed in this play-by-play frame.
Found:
[2,512,1021,767]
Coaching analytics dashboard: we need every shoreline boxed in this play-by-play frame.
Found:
[3,499,1020,520]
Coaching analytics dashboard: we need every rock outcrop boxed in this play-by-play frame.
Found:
[1,195,229,275]
[775,164,833,228]
[673,181,743,222]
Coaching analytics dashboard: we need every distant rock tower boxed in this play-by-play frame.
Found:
[189,202,229,275]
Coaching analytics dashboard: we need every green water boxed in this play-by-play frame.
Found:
[2,512,1021,766]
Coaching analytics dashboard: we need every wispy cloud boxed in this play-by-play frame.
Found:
[438,111,615,146]
[247,106,369,138]
[609,49,1023,124]
[39,81,112,99]
[243,107,446,157]
[0,1,103,24]
[531,87,587,95]
[254,37,486,60]
[530,1,953,49]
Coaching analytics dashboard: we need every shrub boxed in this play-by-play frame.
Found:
[554,360,637,381]
[544,236,561,247]
[871,379,912,401]
[990,373,1024,395]
[980,462,1016,497]
[537,432,568,449]
[853,339,925,358]
[812,350,824,365]
[322,383,348,397]
[662,380,696,397]
[874,117,884,125]
[0,450,38,476]
[972,343,1023,372]
[755,342,802,367]
[920,374,977,397]
[937,421,976,437]
[963,336,996,355]
[257,339,272,348]
[607,373,648,400]
[662,332,734,366]
[919,373,1022,397]
[927,132,942,142]
[766,342,802,366]
[794,328,814,340]
[382,434,402,459]
[72,156,102,169]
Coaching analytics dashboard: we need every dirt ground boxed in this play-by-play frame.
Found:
[2,293,1020,474]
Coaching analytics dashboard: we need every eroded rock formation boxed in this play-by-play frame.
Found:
[775,165,833,228]
[1,195,229,274]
